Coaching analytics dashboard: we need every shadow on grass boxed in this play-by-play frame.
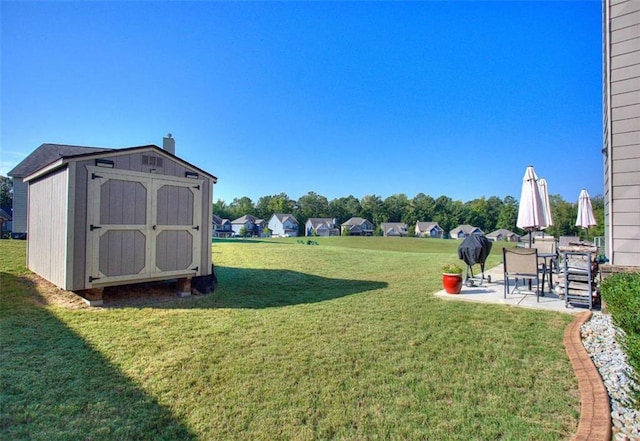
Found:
[0,272,196,440]
[205,266,388,309]
[93,267,387,310]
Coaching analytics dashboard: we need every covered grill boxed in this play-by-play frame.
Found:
[457,234,493,286]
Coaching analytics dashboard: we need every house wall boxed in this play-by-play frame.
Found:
[304,220,314,236]
[232,222,253,235]
[282,220,298,235]
[268,217,283,236]
[213,221,232,237]
[604,0,640,266]
[27,168,69,288]
[10,179,28,234]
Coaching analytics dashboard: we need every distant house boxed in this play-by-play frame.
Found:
[231,215,267,237]
[415,221,444,238]
[305,218,339,236]
[380,222,408,237]
[450,225,483,240]
[0,207,12,238]
[212,214,233,238]
[8,143,112,237]
[268,213,299,237]
[521,231,554,243]
[487,228,519,242]
[341,217,374,236]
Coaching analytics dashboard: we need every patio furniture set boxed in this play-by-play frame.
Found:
[503,237,600,310]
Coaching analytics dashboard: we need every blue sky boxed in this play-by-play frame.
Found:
[1,1,603,205]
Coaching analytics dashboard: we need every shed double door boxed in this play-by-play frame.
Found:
[86,166,203,287]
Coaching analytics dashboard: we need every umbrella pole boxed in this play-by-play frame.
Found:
[528,229,533,290]
[529,229,533,248]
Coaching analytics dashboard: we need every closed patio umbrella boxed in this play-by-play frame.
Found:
[538,178,553,233]
[576,189,597,240]
[517,165,546,246]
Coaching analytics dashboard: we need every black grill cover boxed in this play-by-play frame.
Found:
[457,234,493,266]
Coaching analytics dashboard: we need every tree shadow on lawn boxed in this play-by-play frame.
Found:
[205,266,388,309]
[0,271,197,441]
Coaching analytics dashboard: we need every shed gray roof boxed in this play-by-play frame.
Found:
[12,144,217,183]
[8,144,113,178]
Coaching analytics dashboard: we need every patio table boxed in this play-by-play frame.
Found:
[538,253,557,293]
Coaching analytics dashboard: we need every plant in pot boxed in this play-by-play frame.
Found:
[442,263,464,294]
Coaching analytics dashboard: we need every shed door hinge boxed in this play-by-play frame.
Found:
[191,266,199,272]
[192,225,200,231]
[90,224,101,231]
[193,185,200,190]
[89,276,101,282]
[91,173,103,180]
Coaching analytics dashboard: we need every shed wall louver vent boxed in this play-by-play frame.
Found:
[142,155,164,167]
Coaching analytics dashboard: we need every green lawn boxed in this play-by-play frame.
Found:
[1,238,579,440]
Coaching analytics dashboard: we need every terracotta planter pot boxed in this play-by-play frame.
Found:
[442,273,463,294]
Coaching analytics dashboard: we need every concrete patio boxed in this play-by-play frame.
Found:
[433,264,598,314]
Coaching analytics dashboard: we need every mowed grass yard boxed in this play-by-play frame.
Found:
[1,238,579,440]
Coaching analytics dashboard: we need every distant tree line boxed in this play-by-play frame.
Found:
[213,191,605,239]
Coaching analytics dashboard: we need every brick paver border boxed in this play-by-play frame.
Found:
[564,311,612,441]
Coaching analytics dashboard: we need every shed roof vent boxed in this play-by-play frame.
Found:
[142,155,164,167]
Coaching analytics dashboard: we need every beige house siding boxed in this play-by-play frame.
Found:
[604,0,640,266]
[27,168,69,288]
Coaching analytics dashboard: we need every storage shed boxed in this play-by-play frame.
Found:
[23,143,217,302]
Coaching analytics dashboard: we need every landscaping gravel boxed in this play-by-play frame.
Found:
[581,312,640,440]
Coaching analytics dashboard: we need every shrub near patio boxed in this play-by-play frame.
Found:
[1,239,579,440]
[601,272,640,406]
